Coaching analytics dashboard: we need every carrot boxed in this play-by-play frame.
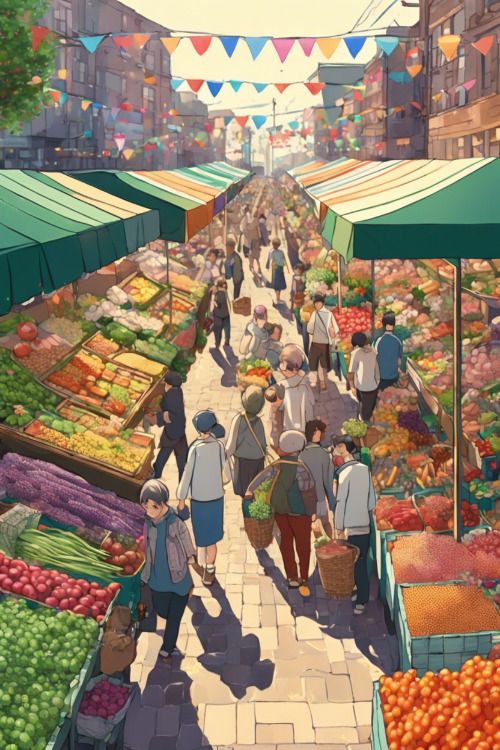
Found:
[386,466,398,488]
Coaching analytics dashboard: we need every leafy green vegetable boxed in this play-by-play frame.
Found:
[342,419,368,438]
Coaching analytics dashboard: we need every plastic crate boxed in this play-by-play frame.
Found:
[396,584,500,675]
[371,682,389,750]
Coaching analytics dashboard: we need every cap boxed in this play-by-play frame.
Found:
[164,371,183,387]
[279,430,306,454]
[312,293,326,304]
[192,409,225,439]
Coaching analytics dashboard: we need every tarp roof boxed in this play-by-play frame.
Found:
[290,157,500,261]
[73,162,252,243]
[0,170,159,314]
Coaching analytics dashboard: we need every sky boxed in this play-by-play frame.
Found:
[123,0,419,126]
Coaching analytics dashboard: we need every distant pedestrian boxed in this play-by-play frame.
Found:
[290,262,309,354]
[266,238,287,306]
[283,217,300,268]
[226,385,267,499]
[248,211,263,276]
[267,209,280,242]
[177,410,227,587]
[152,372,188,482]
[240,304,269,360]
[300,420,335,537]
[210,277,231,350]
[348,332,380,422]
[374,312,403,390]
[265,323,283,370]
[307,293,339,392]
[201,249,221,286]
[239,206,251,258]
[331,435,376,615]
[224,237,244,300]
[274,344,315,432]
[258,213,270,247]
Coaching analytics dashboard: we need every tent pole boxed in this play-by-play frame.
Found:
[223,208,228,248]
[453,261,463,542]
[337,253,342,312]
[371,260,376,340]
[165,241,172,332]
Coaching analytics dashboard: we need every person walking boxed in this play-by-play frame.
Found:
[224,237,244,300]
[283,217,300,268]
[239,205,251,258]
[240,304,270,360]
[247,211,263,276]
[177,410,227,587]
[274,344,315,433]
[348,332,380,422]
[266,208,281,242]
[258,213,270,247]
[210,277,231,350]
[299,420,335,538]
[152,372,188,482]
[226,385,267,500]
[246,430,316,596]
[331,435,376,615]
[266,238,287,306]
[374,312,403,390]
[200,249,221,286]
[264,323,283,370]
[140,479,197,659]
[306,293,339,392]
[290,262,309,355]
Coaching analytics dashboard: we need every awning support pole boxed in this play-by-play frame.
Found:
[223,208,228,248]
[165,241,172,332]
[371,260,376,340]
[453,261,463,542]
[337,253,342,312]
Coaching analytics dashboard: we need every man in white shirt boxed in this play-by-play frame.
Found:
[274,344,316,432]
[306,294,339,392]
[348,332,380,422]
[200,250,221,286]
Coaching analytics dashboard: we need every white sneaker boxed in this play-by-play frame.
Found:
[353,604,365,615]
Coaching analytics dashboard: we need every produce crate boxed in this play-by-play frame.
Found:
[119,271,166,310]
[371,682,389,750]
[0,502,41,556]
[395,583,500,674]
[45,718,71,750]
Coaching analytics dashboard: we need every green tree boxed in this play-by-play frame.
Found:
[0,0,56,133]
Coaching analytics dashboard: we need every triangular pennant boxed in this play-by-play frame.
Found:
[274,83,290,93]
[81,99,92,111]
[32,26,50,52]
[206,80,223,97]
[190,36,212,55]
[354,90,364,101]
[405,46,419,59]
[160,37,181,55]
[375,36,399,56]
[344,36,366,59]
[187,79,204,93]
[78,35,105,53]
[253,83,268,93]
[288,120,299,129]
[57,69,67,80]
[223,116,233,126]
[272,38,295,63]
[92,102,103,110]
[389,71,412,84]
[438,34,461,62]
[305,82,325,95]
[472,35,495,56]
[298,38,316,56]
[132,34,150,48]
[246,37,269,60]
[235,115,249,127]
[432,92,443,102]
[111,107,120,119]
[112,35,135,51]
[462,78,477,91]
[171,78,183,91]
[123,148,135,161]
[316,38,341,59]
[144,72,156,85]
[219,36,239,57]
[59,92,68,106]
[410,101,422,110]
[406,63,423,78]
[252,115,267,129]
[49,90,61,104]
[229,80,243,92]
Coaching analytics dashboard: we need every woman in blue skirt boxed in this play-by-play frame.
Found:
[177,410,227,587]
[266,238,287,306]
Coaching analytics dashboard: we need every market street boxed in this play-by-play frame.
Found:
[125,224,398,750]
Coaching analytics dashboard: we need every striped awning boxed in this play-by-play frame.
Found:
[0,170,159,313]
[291,159,348,189]
[292,157,500,261]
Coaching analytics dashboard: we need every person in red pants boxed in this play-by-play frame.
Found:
[246,430,316,597]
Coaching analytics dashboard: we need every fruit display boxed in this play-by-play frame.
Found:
[79,678,132,720]
[122,274,162,306]
[463,529,500,579]
[374,496,423,532]
[167,271,207,299]
[111,352,165,377]
[238,358,272,389]
[414,494,480,531]
[402,583,500,636]
[332,306,372,344]
[46,351,151,418]
[101,533,144,575]
[341,418,368,438]
[0,596,98,750]
[0,548,119,621]
[0,346,61,426]
[378,656,500,750]
[483,508,500,530]
[85,331,120,357]
[0,453,144,536]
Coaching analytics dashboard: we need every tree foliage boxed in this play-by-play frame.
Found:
[0,0,56,134]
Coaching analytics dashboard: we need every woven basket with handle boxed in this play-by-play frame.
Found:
[244,517,274,549]
[316,539,359,599]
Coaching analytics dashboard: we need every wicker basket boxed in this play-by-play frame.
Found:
[244,517,274,549]
[316,542,359,599]
[233,296,251,316]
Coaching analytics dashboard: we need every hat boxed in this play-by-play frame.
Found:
[193,409,225,439]
[241,385,265,416]
[253,304,267,320]
[164,371,182,387]
[312,293,326,304]
[279,430,306,455]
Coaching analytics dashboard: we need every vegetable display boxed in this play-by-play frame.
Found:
[122,275,162,306]
[101,534,144,575]
[79,678,131,719]
[0,597,98,750]
[238,358,272,388]
[248,500,273,521]
[0,453,144,536]
[0,347,61,426]
[341,419,367,438]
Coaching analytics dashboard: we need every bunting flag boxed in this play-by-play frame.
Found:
[405,46,420,59]
[354,90,364,102]
[316,38,341,59]
[229,80,243,92]
[344,36,366,59]
[92,102,103,111]
[375,36,399,56]
[298,38,316,56]
[219,35,239,57]
[171,78,183,91]
[113,132,126,152]
[235,115,249,127]
[406,63,423,78]
[144,72,156,85]
[49,90,61,104]
[224,116,233,126]
[190,36,212,55]
[462,78,477,91]
[305,82,325,95]
[60,92,68,106]
[438,35,461,62]
[78,35,105,53]
[206,80,223,97]
[274,83,290,93]
[410,101,422,110]
[112,35,135,51]
[432,91,443,102]
[288,120,299,129]
[389,71,412,84]
[272,38,295,62]
[32,26,50,52]
[160,37,181,55]
[472,35,495,56]
[252,115,267,129]
[57,69,67,80]
[253,83,268,93]
[187,79,204,93]
[246,37,269,60]
[123,148,135,160]
[133,34,150,48]
[111,107,120,119]
[81,99,92,111]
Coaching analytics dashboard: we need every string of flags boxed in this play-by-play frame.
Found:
[170,78,326,96]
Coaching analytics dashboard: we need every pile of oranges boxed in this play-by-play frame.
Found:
[380,656,500,749]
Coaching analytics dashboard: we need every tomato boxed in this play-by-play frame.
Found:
[80,595,95,607]
[13,342,32,358]
[16,321,37,341]
[110,542,124,556]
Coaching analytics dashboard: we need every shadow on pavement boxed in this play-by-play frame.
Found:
[189,582,275,699]
[208,347,237,388]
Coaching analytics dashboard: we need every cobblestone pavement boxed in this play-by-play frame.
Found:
[124,243,398,750]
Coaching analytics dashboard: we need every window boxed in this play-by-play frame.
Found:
[452,9,465,35]
[73,50,87,84]
[432,26,442,67]
[121,77,127,97]
[161,54,170,76]
[143,85,155,111]
[457,86,467,106]
[457,136,465,158]
[457,46,465,84]
[144,52,154,70]
[122,13,128,31]
[54,5,72,34]
[481,52,490,90]
[472,132,484,156]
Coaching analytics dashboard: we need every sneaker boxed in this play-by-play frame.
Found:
[203,566,216,586]
[351,593,358,602]
[287,579,300,589]
[298,584,311,598]
[353,604,365,615]
[159,647,183,660]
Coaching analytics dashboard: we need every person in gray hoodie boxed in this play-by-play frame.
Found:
[299,420,335,537]
[332,435,376,615]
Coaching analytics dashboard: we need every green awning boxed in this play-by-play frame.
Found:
[0,170,159,314]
